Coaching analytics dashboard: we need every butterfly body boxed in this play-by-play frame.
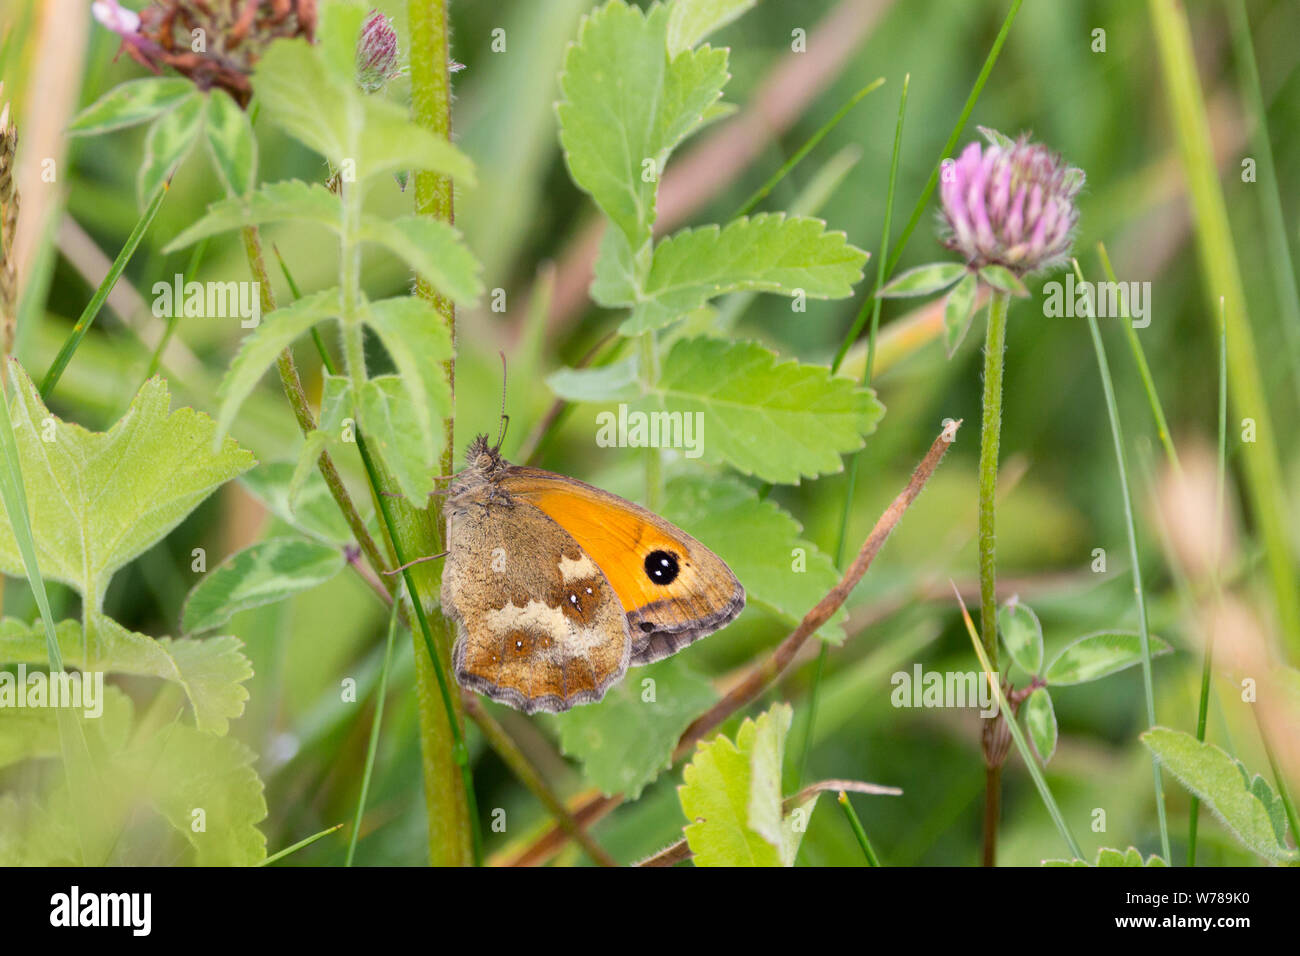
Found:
[441,435,744,713]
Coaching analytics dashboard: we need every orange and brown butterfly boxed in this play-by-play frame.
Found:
[439,434,744,714]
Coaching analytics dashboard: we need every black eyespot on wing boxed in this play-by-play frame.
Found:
[639,621,655,633]
[644,549,679,585]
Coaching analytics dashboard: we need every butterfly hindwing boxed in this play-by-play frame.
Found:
[441,494,630,714]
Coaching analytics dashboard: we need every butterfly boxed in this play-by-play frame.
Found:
[439,433,744,714]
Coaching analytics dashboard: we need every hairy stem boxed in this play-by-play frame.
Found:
[977,289,1009,867]
[407,0,477,866]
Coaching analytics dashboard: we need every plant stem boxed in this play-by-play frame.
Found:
[1075,261,1171,863]
[240,225,391,586]
[407,0,478,866]
[838,791,881,866]
[977,290,1009,866]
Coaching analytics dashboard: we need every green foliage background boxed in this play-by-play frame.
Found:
[1,0,1298,866]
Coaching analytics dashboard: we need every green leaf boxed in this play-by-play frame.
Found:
[0,366,254,608]
[1142,727,1294,861]
[666,0,756,56]
[358,216,483,306]
[164,180,344,252]
[1044,846,1168,867]
[0,615,253,735]
[67,78,197,136]
[550,657,717,799]
[240,461,355,545]
[181,538,346,634]
[876,261,966,298]
[255,38,474,184]
[978,125,1017,149]
[215,288,341,443]
[545,354,641,403]
[1023,687,1057,764]
[204,89,257,197]
[942,272,978,356]
[999,599,1043,675]
[138,92,206,207]
[662,475,845,642]
[679,703,808,866]
[558,0,728,247]
[645,337,884,483]
[612,214,868,334]
[1044,630,1172,686]
[357,376,438,503]
[979,264,1028,297]
[363,296,453,457]
[127,720,267,864]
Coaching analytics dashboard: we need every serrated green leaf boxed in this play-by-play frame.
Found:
[666,0,756,56]
[550,656,717,799]
[1023,686,1057,764]
[943,272,978,356]
[1044,846,1168,867]
[0,366,254,608]
[357,375,438,503]
[0,615,253,735]
[363,296,453,455]
[558,0,728,247]
[241,460,355,545]
[979,264,1028,297]
[999,599,1043,675]
[215,288,341,443]
[876,261,966,298]
[613,214,868,334]
[358,216,482,306]
[645,337,884,483]
[546,354,641,403]
[127,720,267,864]
[1044,630,1172,685]
[662,475,844,642]
[0,691,266,864]
[0,672,133,769]
[679,703,807,866]
[181,538,346,634]
[204,89,257,197]
[67,77,196,136]
[1141,727,1294,861]
[164,180,344,252]
[138,92,206,207]
[255,38,473,184]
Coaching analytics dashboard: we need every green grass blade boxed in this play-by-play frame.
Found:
[347,603,400,866]
[260,822,345,866]
[0,361,62,671]
[1098,243,1180,475]
[732,77,884,219]
[1227,0,1300,409]
[838,791,882,866]
[1148,0,1300,658]
[797,75,909,793]
[1073,258,1170,863]
[831,0,1022,372]
[143,236,208,384]
[41,178,170,399]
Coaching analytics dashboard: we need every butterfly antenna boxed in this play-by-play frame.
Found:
[493,350,510,452]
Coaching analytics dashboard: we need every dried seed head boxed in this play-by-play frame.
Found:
[939,130,1084,276]
[91,0,318,108]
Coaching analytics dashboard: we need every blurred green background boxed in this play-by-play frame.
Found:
[2,0,1298,865]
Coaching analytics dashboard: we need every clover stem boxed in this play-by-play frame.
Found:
[977,288,1010,866]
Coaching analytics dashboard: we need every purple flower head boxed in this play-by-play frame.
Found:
[939,129,1084,276]
[356,10,401,93]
